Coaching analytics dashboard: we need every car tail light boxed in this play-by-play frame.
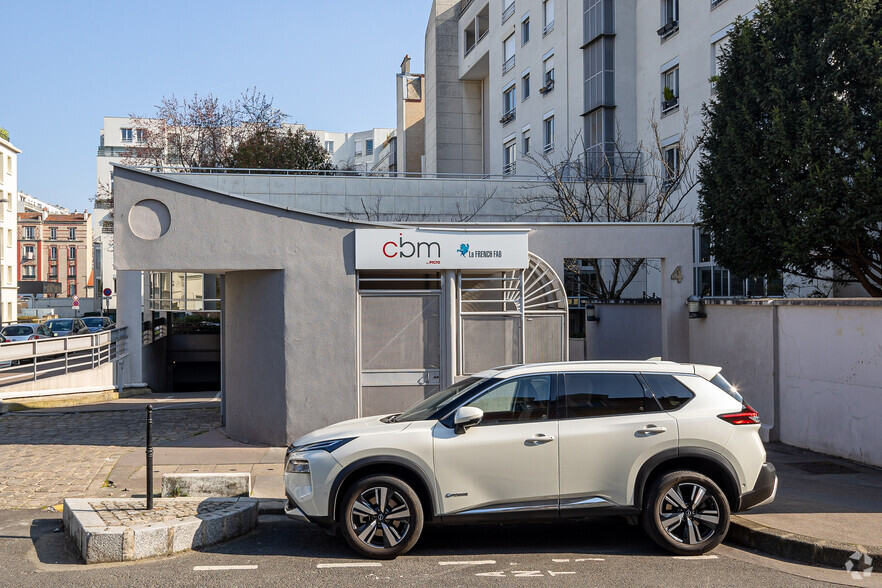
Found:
[718,404,760,425]
[28,335,39,340]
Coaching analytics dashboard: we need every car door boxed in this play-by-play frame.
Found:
[432,373,559,517]
[557,372,678,509]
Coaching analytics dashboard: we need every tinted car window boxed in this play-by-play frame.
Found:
[84,318,103,328]
[642,374,695,410]
[3,326,34,336]
[467,375,552,424]
[710,373,744,404]
[48,320,73,331]
[562,373,659,418]
[39,325,53,336]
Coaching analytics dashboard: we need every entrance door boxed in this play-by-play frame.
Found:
[359,293,441,417]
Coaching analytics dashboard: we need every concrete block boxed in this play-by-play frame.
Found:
[84,527,125,564]
[199,514,225,547]
[161,472,251,498]
[132,524,170,560]
[169,517,202,552]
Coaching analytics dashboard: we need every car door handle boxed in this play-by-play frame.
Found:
[636,425,667,437]
[525,434,555,446]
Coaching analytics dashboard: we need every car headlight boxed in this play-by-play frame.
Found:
[285,459,310,474]
[287,437,356,455]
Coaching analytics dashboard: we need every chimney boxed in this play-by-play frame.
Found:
[401,54,411,75]
[42,207,48,221]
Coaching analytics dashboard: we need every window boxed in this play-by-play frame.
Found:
[325,141,335,154]
[710,36,730,94]
[50,246,57,260]
[663,145,680,184]
[502,0,515,23]
[522,132,531,155]
[69,285,77,297]
[543,0,554,34]
[50,227,57,240]
[543,115,555,152]
[643,374,695,411]
[658,0,679,38]
[24,226,34,240]
[69,246,76,259]
[49,265,58,278]
[7,156,12,175]
[502,85,516,122]
[562,373,659,418]
[503,140,516,176]
[23,265,35,278]
[522,16,530,44]
[502,33,516,74]
[467,375,552,424]
[136,128,146,143]
[69,227,76,240]
[365,139,374,156]
[522,72,530,99]
[354,140,363,156]
[121,128,133,143]
[68,265,77,278]
[541,54,555,93]
[662,66,679,112]
[24,245,34,259]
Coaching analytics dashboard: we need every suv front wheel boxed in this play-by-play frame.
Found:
[339,475,424,559]
[642,470,730,555]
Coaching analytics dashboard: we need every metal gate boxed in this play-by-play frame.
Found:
[358,273,442,417]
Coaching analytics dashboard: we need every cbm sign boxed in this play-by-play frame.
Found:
[355,229,529,270]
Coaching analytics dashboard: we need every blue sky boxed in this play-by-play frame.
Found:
[2,1,429,212]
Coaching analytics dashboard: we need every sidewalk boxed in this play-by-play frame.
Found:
[730,443,882,567]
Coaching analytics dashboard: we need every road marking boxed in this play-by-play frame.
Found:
[193,565,258,571]
[439,560,496,566]
[476,571,507,577]
[672,554,719,560]
[553,558,604,562]
[512,570,542,577]
[548,571,576,576]
[317,562,383,568]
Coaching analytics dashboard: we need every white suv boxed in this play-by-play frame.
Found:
[284,361,777,559]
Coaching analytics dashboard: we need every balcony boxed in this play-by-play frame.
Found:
[543,142,554,154]
[538,77,555,95]
[500,109,516,125]
[503,161,516,176]
[543,20,554,36]
[662,96,679,113]
[501,1,515,23]
[582,151,644,179]
[502,55,515,75]
[657,20,679,39]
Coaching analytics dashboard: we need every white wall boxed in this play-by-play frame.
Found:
[689,299,882,467]
[0,136,20,324]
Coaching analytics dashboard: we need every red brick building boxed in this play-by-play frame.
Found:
[18,211,93,298]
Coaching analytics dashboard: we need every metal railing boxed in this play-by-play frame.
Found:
[502,55,516,75]
[0,327,127,388]
[502,2,515,23]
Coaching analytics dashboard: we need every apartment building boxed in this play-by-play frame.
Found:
[0,128,20,324]
[309,127,395,172]
[18,210,93,299]
[18,192,69,216]
[395,55,426,175]
[422,0,768,296]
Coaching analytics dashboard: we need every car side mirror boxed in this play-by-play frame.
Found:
[453,406,483,435]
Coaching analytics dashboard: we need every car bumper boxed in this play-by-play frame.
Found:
[737,462,777,511]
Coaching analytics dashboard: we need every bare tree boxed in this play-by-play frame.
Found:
[345,188,497,223]
[515,111,702,299]
[124,87,285,170]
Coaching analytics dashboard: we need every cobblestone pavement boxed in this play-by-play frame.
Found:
[0,408,220,509]
[90,498,235,527]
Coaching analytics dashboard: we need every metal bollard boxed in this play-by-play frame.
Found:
[146,404,154,510]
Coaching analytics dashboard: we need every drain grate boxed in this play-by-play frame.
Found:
[791,461,860,475]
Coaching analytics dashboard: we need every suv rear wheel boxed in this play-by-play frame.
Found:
[641,470,730,555]
[339,475,424,559]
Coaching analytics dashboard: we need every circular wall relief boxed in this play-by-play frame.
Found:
[129,199,171,240]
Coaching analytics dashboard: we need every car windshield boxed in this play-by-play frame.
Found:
[394,377,494,422]
[2,326,34,336]
[83,318,104,328]
[47,320,73,331]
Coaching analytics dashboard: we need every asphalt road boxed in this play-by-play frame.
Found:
[0,510,874,588]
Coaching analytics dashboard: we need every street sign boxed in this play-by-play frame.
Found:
[73,295,79,301]
[103,288,112,297]
[72,300,79,307]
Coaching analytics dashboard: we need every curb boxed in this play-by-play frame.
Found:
[257,498,286,516]
[0,386,151,413]
[64,497,258,564]
[729,515,882,568]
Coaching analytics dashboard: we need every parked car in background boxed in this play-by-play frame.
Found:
[284,360,776,559]
[83,316,115,333]
[1,323,55,341]
[44,318,90,337]
[0,333,10,368]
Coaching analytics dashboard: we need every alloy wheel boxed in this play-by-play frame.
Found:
[349,485,413,549]
[657,482,721,544]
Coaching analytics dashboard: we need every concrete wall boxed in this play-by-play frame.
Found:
[689,299,882,467]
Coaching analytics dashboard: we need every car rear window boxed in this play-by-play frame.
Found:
[3,326,35,336]
[562,373,659,417]
[710,373,744,404]
[642,374,695,410]
[48,320,73,331]
[83,318,103,327]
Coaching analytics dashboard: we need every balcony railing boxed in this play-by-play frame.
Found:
[543,20,554,35]
[500,109,516,125]
[503,161,516,176]
[582,151,644,179]
[502,1,515,23]
[502,55,515,75]
[657,20,679,38]
[662,96,680,112]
